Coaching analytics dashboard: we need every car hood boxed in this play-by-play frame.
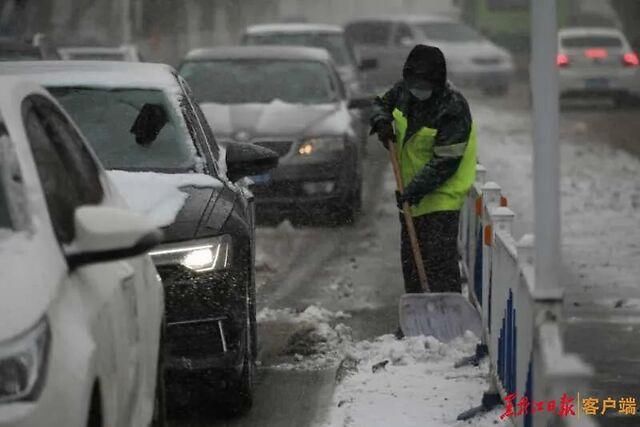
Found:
[162,185,233,242]
[0,231,63,341]
[200,100,347,139]
[106,171,229,243]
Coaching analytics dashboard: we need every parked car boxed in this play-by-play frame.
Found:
[345,15,515,94]
[179,46,369,224]
[241,23,377,97]
[0,78,165,426]
[58,44,141,61]
[557,27,640,104]
[0,61,279,412]
[0,34,60,61]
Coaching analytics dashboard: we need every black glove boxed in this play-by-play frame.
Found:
[373,121,395,149]
[397,187,423,207]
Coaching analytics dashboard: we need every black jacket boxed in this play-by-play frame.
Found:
[370,45,472,202]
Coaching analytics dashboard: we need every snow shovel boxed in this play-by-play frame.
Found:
[387,140,481,343]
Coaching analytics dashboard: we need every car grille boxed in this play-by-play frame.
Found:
[253,140,293,157]
[472,57,502,66]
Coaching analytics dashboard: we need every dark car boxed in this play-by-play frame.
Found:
[0,61,278,412]
[179,46,370,224]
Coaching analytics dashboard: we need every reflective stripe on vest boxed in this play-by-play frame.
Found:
[392,108,477,217]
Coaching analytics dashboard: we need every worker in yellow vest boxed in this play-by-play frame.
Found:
[370,45,477,294]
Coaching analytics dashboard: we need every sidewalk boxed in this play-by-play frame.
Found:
[473,99,640,426]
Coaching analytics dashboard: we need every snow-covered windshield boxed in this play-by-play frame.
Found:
[244,32,355,67]
[180,60,337,105]
[49,87,197,173]
[418,22,483,42]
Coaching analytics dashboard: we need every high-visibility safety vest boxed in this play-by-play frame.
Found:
[392,108,477,217]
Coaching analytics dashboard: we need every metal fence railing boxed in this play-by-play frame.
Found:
[459,164,594,427]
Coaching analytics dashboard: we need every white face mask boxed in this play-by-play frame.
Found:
[410,88,433,101]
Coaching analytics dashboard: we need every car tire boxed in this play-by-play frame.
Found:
[151,322,167,427]
[334,181,362,225]
[483,84,508,97]
[224,287,255,416]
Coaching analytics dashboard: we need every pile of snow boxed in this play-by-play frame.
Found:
[107,170,221,228]
[323,333,500,427]
[257,305,351,324]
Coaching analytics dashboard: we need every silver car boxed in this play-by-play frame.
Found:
[558,27,640,103]
[345,15,515,95]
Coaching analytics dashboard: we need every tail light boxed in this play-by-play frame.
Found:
[557,53,570,67]
[622,52,639,67]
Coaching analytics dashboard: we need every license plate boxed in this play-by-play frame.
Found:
[585,78,609,89]
[249,173,271,185]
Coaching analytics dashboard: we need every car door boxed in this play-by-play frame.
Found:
[345,20,394,91]
[23,94,146,425]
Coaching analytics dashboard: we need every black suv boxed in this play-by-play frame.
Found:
[0,61,278,412]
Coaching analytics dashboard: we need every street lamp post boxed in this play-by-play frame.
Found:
[530,0,561,297]
[122,0,132,44]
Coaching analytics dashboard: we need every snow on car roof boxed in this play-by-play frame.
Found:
[0,61,179,90]
[184,45,332,63]
[245,23,343,35]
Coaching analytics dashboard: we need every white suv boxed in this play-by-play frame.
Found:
[0,79,165,427]
[558,27,640,103]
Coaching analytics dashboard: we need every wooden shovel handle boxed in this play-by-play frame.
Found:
[387,140,430,292]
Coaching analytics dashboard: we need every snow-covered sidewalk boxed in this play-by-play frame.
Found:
[473,102,640,307]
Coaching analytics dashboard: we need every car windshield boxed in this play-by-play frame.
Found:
[244,32,354,66]
[180,59,337,104]
[418,22,483,42]
[561,35,623,48]
[48,87,197,172]
[67,52,127,61]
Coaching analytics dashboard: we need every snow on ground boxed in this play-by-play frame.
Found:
[322,334,501,427]
[258,305,500,426]
[473,102,640,304]
[107,170,221,227]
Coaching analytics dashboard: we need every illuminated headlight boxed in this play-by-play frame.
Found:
[297,137,345,156]
[0,318,50,403]
[149,235,233,273]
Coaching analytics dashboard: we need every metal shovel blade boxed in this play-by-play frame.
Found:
[399,293,482,343]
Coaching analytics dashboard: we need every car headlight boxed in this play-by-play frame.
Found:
[0,318,50,404]
[149,235,233,273]
[297,137,345,156]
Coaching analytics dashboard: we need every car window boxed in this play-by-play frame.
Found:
[394,23,415,46]
[244,32,356,67]
[561,35,623,48]
[180,60,337,105]
[0,123,13,230]
[23,96,104,244]
[49,86,198,173]
[345,22,392,46]
[418,22,483,42]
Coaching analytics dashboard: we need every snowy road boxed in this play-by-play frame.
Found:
[170,86,640,427]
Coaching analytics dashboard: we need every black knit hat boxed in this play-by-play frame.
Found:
[402,44,447,88]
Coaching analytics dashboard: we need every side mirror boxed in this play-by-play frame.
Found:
[67,206,163,269]
[226,142,279,182]
[358,57,378,71]
[348,96,372,110]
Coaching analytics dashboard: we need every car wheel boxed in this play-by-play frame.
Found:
[224,295,255,415]
[483,85,508,97]
[334,182,362,226]
[151,323,167,427]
